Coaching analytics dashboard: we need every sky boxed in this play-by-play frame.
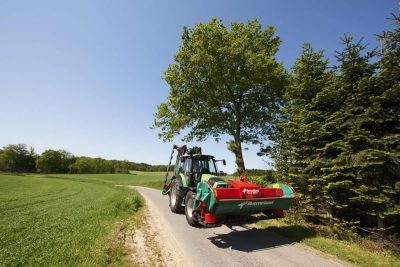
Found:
[0,0,398,173]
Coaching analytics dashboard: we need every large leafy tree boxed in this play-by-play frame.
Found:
[154,18,287,174]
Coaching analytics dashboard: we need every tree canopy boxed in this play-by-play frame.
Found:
[154,18,287,174]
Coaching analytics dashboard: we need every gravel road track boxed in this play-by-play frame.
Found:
[128,186,344,267]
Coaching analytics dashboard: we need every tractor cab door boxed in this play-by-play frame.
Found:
[182,157,192,187]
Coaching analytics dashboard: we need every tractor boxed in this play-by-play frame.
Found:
[162,145,296,226]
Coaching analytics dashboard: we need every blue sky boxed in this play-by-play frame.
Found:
[0,0,398,173]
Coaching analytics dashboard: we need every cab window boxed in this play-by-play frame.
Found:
[183,158,190,173]
[192,158,217,174]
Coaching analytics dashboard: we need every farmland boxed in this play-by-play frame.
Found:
[52,171,165,189]
[0,172,164,266]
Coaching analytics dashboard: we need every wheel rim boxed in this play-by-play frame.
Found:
[170,185,177,206]
[187,197,193,218]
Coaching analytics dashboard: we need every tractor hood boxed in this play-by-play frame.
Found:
[200,173,219,182]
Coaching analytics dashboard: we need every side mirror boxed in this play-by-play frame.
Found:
[223,159,226,165]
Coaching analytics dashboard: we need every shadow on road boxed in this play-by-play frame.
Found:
[208,225,316,252]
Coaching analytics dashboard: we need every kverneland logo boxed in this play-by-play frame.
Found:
[242,188,259,195]
[238,200,274,209]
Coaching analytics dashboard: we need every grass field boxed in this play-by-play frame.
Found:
[53,171,165,189]
[0,172,164,266]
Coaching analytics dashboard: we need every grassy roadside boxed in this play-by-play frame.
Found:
[0,173,145,266]
[105,206,165,267]
[257,219,400,267]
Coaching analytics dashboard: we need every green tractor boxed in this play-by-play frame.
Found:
[162,145,296,227]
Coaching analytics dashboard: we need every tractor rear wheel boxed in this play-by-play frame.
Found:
[185,191,200,226]
[169,179,184,213]
[262,209,284,218]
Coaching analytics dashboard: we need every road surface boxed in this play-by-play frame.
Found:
[129,186,343,267]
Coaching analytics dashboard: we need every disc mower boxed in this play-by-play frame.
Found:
[162,145,296,226]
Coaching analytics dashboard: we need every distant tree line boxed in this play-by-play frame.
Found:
[0,144,169,174]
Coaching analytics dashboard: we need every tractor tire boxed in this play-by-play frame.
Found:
[185,191,200,227]
[262,209,284,218]
[262,210,275,218]
[169,179,184,213]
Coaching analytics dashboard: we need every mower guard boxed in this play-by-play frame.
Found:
[193,179,296,224]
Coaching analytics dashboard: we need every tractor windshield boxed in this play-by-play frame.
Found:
[192,158,217,174]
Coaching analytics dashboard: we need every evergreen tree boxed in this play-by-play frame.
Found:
[313,35,378,222]
[273,21,400,230]
[343,17,400,228]
[270,43,334,211]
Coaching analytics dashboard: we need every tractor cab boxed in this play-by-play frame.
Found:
[176,155,220,187]
[191,155,217,174]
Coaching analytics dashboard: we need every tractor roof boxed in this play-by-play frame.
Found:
[183,154,214,159]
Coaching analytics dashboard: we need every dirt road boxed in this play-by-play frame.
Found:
[129,186,343,267]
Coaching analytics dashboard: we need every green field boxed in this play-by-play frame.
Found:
[53,171,165,189]
[0,172,164,266]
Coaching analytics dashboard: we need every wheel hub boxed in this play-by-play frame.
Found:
[187,198,193,218]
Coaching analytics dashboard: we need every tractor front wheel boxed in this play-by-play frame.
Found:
[169,179,184,213]
[185,191,200,227]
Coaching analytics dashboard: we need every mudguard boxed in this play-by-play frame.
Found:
[173,175,182,187]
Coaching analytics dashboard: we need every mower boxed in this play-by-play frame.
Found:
[162,145,296,226]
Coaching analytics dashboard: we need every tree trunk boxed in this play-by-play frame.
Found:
[377,218,385,229]
[227,135,246,175]
[234,138,245,175]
